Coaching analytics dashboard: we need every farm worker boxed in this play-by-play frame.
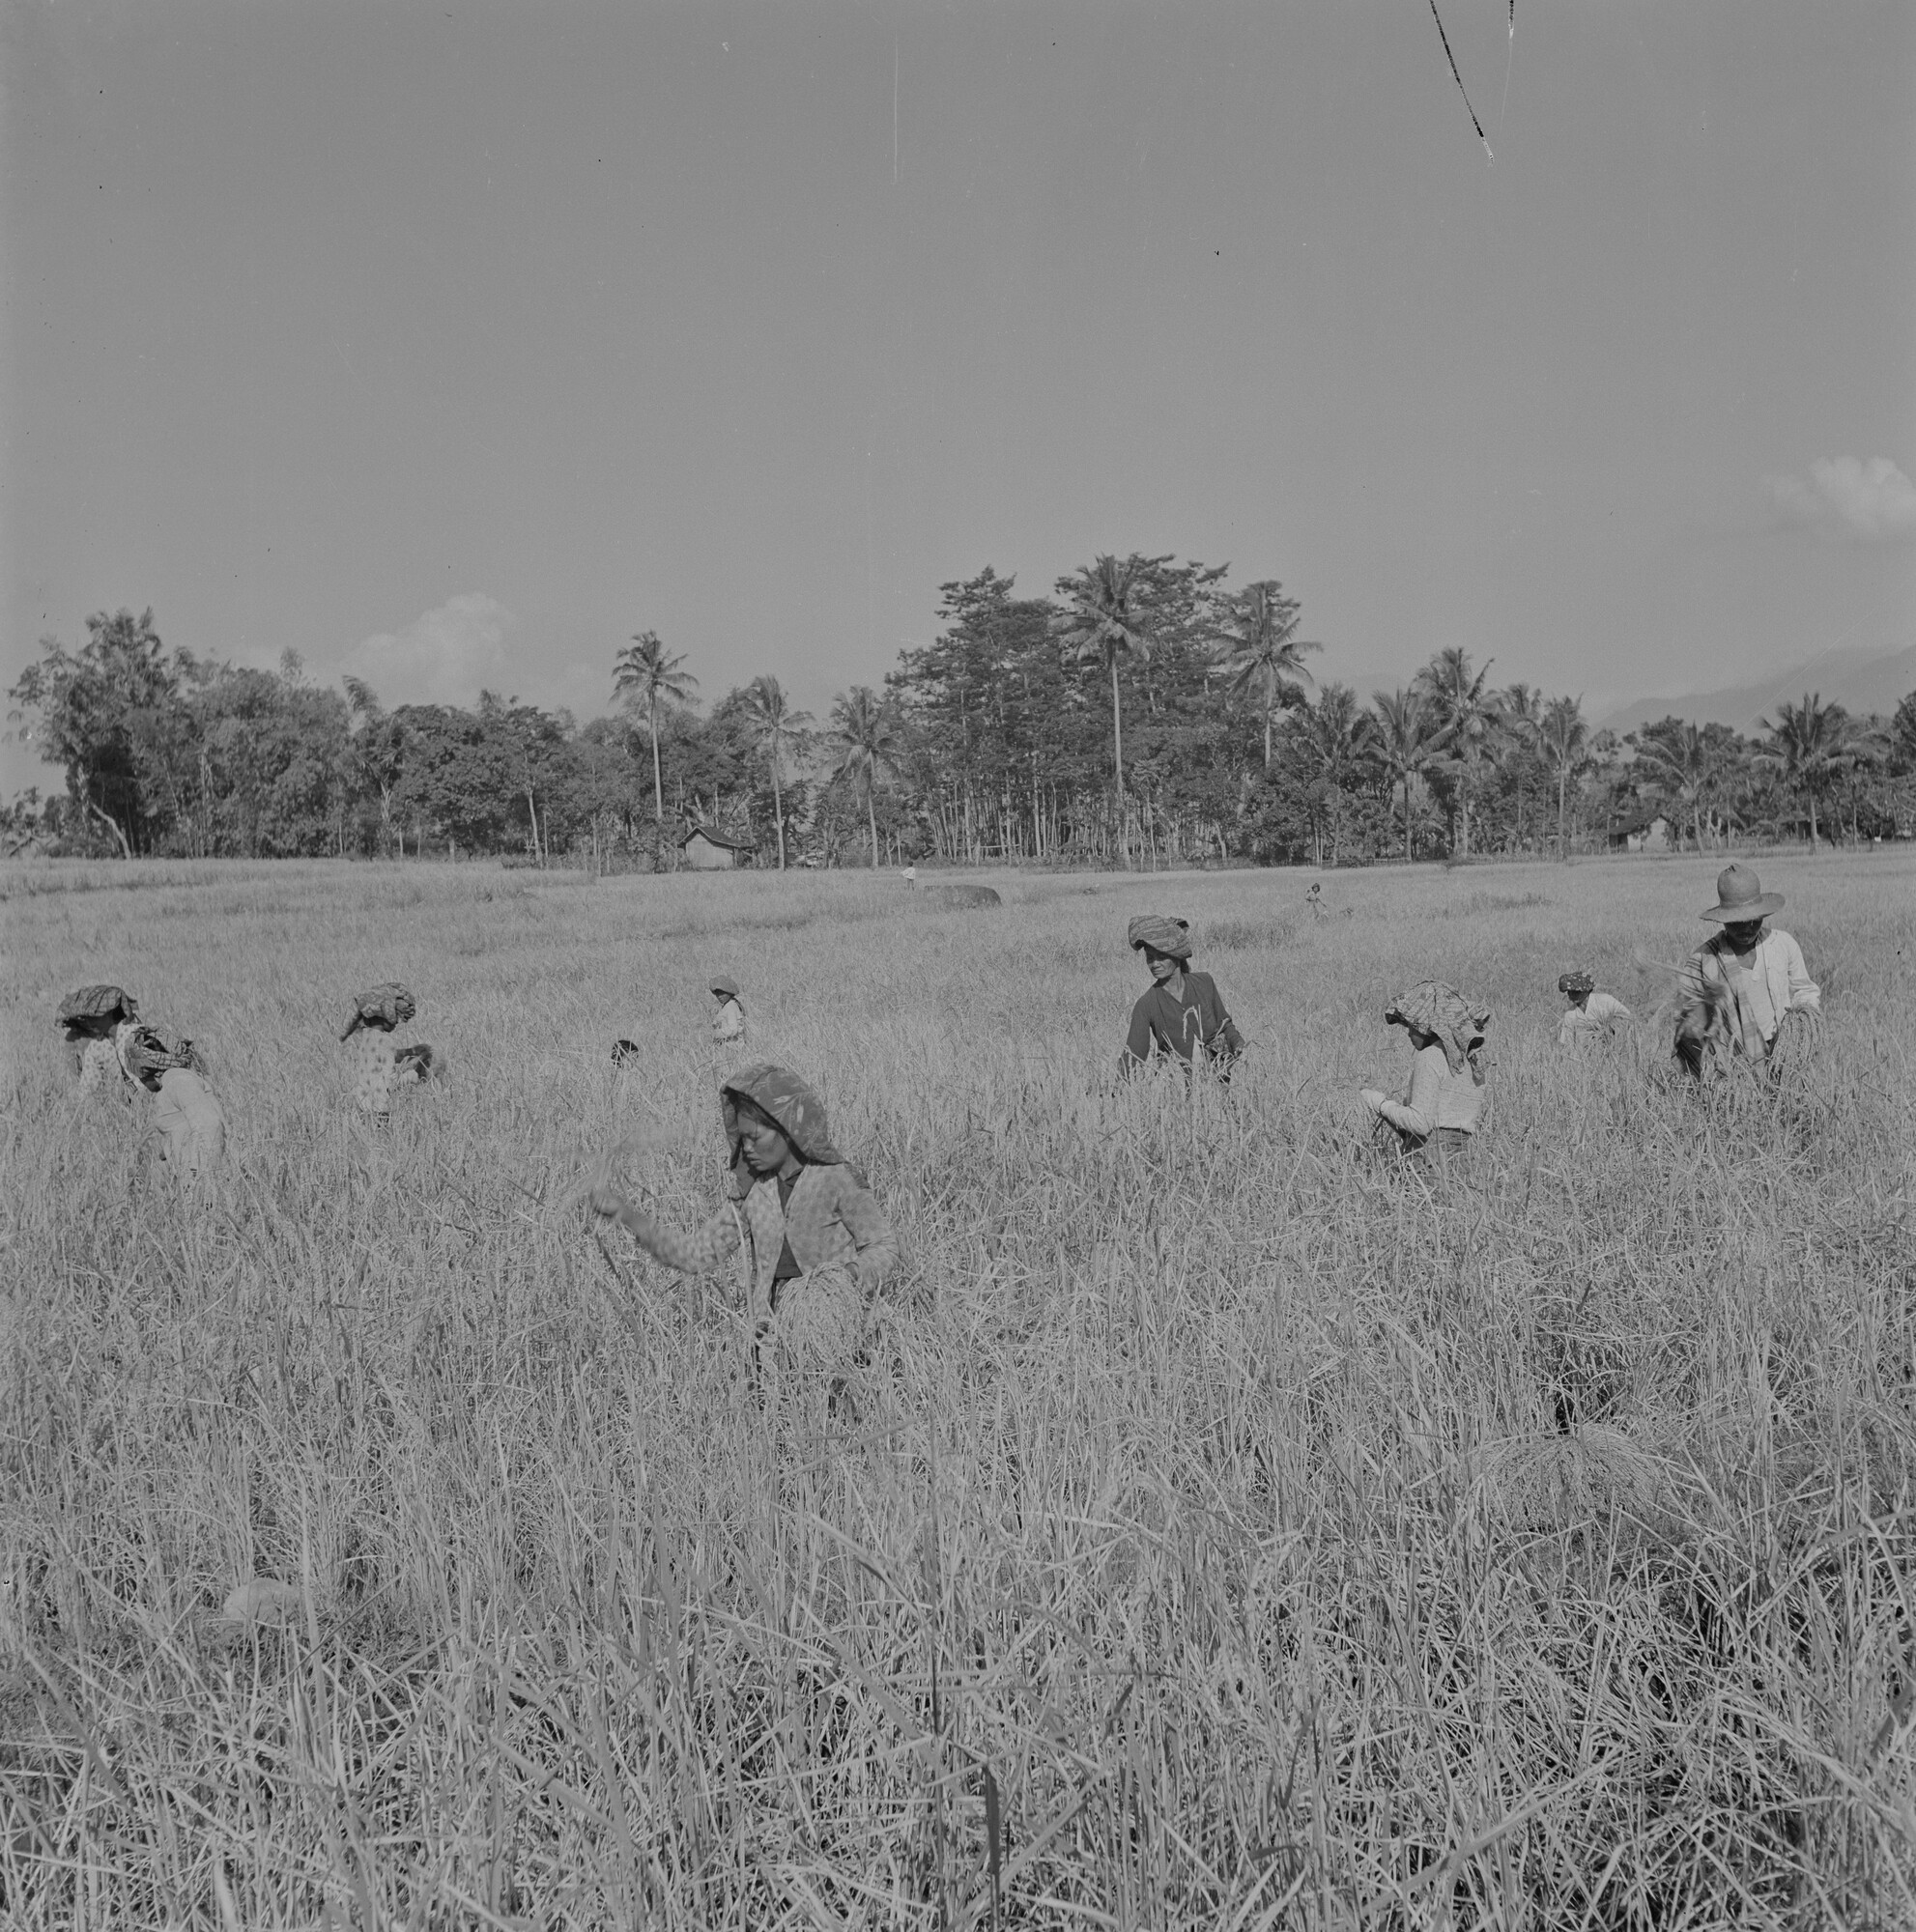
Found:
[1673,865,1818,1078]
[340,981,435,1118]
[710,975,747,1048]
[117,1024,226,1174]
[1120,915,1244,1077]
[1558,971,1631,1048]
[1305,882,1330,922]
[1360,980,1491,1163]
[57,984,140,1090]
[588,1063,897,1378]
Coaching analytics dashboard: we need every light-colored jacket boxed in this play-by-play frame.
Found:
[1676,928,1818,1060]
[1379,1042,1485,1141]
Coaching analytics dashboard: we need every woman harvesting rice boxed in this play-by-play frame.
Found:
[1360,980,1491,1164]
[587,1063,896,1378]
[118,1024,226,1174]
[57,984,140,1091]
[340,982,435,1119]
[1558,970,1631,1049]
[1119,916,1244,1078]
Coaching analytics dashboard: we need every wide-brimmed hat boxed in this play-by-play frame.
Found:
[1701,864,1784,923]
[710,974,741,1000]
[1127,914,1192,961]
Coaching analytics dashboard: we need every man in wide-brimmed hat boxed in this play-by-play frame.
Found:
[1673,864,1818,1077]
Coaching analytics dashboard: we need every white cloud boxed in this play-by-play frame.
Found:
[341,594,519,707]
[1766,457,1916,542]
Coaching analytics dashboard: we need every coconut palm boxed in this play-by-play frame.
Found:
[1215,581,1321,768]
[1371,687,1444,865]
[1049,554,1157,797]
[1414,647,1502,858]
[830,686,900,868]
[743,675,812,870]
[1537,696,1589,859]
[612,631,700,829]
[1630,719,1720,851]
[1291,684,1378,867]
[1759,692,1852,847]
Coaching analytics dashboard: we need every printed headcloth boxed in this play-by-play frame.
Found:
[341,982,417,1040]
[1127,914,1192,960]
[116,1023,202,1088]
[57,983,137,1030]
[1557,969,1595,997]
[1385,980,1491,1075]
[721,1063,844,1182]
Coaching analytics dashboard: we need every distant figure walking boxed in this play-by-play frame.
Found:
[58,984,140,1091]
[1673,865,1818,1078]
[588,1063,897,1380]
[1305,882,1330,923]
[1558,971,1631,1048]
[1120,916,1244,1079]
[1361,981,1491,1166]
[119,1024,226,1175]
[341,982,435,1119]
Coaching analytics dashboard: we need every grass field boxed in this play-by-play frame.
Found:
[3,851,1914,1929]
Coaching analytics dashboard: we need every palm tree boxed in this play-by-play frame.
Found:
[830,686,900,868]
[1371,687,1443,864]
[1216,581,1321,768]
[612,631,700,831]
[1049,554,1157,797]
[1414,647,1501,858]
[1537,696,1589,859]
[1629,719,1717,851]
[744,675,812,869]
[1760,692,1851,847]
[1292,684,1378,867]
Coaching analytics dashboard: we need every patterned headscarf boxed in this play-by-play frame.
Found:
[721,1063,843,1189]
[1385,980,1492,1076]
[341,982,417,1040]
[57,984,137,1036]
[1127,915,1192,961]
[116,1023,203,1090]
[710,975,741,1001]
[1557,970,1595,997]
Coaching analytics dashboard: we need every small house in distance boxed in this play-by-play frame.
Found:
[681,827,756,871]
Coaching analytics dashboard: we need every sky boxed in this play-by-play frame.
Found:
[3,0,1912,796]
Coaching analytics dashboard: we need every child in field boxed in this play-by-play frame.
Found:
[1120,916,1244,1077]
[57,984,141,1091]
[340,982,435,1119]
[118,1024,226,1174]
[1360,980,1491,1164]
[587,1063,896,1378]
[1673,865,1818,1078]
[1558,970,1630,1048]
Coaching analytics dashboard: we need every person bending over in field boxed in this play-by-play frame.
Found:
[709,975,747,1057]
[57,984,141,1091]
[587,1063,897,1379]
[1360,980,1491,1166]
[1120,916,1244,1079]
[1673,865,1818,1080]
[118,1024,226,1175]
[340,982,435,1119]
[1557,970,1630,1048]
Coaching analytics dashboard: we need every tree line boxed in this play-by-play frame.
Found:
[8,572,1916,867]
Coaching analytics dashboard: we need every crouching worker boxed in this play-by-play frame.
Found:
[1361,980,1491,1166]
[587,1063,897,1379]
[119,1025,226,1175]
[340,982,435,1118]
[1120,916,1244,1079]
[57,984,140,1091]
[1673,865,1818,1080]
[1558,970,1630,1048]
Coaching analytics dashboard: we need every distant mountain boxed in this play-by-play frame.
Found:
[1597,643,1916,738]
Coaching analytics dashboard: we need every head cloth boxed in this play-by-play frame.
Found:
[1127,914,1192,961]
[341,982,416,1040]
[57,984,137,1032]
[1557,969,1596,997]
[721,1063,843,1191]
[1385,980,1492,1076]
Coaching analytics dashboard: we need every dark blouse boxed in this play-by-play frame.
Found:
[1121,971,1244,1071]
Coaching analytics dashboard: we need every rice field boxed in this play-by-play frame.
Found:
[2,851,1913,1929]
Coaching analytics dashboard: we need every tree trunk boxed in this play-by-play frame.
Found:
[867,783,879,868]
[1263,694,1273,770]
[87,794,133,860]
[772,761,786,869]
[1405,780,1414,866]
[1109,654,1125,798]
[649,697,664,825]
